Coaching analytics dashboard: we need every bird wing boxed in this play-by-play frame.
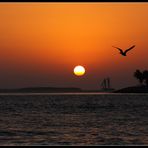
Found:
[124,45,135,53]
[112,46,123,52]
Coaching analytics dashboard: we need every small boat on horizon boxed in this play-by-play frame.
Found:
[100,77,115,92]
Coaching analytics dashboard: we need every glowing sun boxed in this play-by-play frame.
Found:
[73,65,85,76]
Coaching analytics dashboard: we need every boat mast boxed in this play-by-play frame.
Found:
[100,79,107,89]
[100,77,111,90]
[106,77,110,89]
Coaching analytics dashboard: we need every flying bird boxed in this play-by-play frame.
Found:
[112,45,135,56]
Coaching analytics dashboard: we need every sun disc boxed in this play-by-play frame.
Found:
[73,65,85,76]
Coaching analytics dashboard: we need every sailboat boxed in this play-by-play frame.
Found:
[100,77,114,91]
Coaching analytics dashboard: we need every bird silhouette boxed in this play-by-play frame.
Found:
[112,45,135,56]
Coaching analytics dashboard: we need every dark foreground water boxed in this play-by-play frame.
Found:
[0,93,147,146]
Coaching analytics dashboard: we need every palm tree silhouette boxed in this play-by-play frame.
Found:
[134,69,144,85]
[143,70,148,87]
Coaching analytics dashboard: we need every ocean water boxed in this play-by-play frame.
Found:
[0,93,147,146]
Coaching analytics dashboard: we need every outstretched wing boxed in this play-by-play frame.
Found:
[124,45,135,53]
[112,46,123,52]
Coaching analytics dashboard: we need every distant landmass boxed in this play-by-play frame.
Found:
[113,85,148,93]
[0,86,117,93]
[0,85,147,93]
[0,87,83,93]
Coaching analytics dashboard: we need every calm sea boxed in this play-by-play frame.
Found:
[0,93,147,146]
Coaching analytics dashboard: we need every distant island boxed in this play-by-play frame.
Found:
[0,87,83,93]
[0,87,115,93]
[113,85,148,93]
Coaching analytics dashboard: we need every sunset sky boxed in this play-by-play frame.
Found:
[0,2,148,90]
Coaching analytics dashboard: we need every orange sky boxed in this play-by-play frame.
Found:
[0,2,148,90]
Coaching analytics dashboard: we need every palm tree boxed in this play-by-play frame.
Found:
[134,69,144,85]
[143,70,148,87]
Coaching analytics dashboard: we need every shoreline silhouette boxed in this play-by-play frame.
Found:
[113,85,148,93]
[0,87,83,93]
[0,85,147,93]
